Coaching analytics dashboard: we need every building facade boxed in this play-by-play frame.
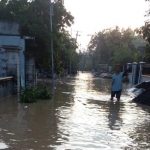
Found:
[0,21,35,98]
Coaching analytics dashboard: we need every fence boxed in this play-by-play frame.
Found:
[127,63,150,85]
[143,64,150,75]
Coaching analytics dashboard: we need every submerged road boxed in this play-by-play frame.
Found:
[0,72,150,149]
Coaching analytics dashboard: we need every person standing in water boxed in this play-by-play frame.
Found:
[111,64,129,101]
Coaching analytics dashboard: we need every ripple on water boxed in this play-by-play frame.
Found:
[0,72,150,149]
[0,142,8,149]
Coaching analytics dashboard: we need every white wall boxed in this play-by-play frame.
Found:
[0,36,21,46]
[128,73,132,84]
[6,50,20,92]
[19,39,25,88]
[141,75,150,82]
[0,36,25,89]
[128,73,150,85]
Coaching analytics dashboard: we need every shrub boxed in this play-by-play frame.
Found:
[20,86,53,103]
[36,86,53,99]
[20,87,37,103]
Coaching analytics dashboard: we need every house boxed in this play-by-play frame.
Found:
[0,21,36,99]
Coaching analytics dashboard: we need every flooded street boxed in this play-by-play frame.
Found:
[1,72,150,149]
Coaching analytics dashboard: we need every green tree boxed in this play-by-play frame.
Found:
[143,45,150,63]
[135,0,150,63]
[0,0,78,73]
[136,21,150,63]
[88,27,136,71]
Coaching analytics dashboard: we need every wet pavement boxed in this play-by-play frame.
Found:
[1,72,150,150]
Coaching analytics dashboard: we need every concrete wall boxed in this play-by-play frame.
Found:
[5,48,21,92]
[0,22,36,99]
[128,73,150,85]
[0,77,14,99]
[0,36,25,90]
[25,55,36,87]
[128,73,132,84]
[19,40,25,88]
[0,47,7,77]
[141,75,150,82]
[0,21,20,35]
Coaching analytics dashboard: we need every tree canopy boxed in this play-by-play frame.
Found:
[87,27,136,70]
[134,0,150,63]
[0,0,79,74]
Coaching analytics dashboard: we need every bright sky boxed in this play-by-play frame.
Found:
[64,0,149,50]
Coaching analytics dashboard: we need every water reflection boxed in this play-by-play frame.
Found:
[0,72,150,149]
[108,102,121,130]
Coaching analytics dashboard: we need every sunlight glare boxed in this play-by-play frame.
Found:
[64,0,149,49]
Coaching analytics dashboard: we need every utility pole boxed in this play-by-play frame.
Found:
[50,0,54,90]
[76,31,79,41]
[70,29,80,75]
[69,30,81,75]
[73,30,82,42]
[70,28,72,75]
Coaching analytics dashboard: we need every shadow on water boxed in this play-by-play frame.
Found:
[108,101,122,130]
[0,72,150,149]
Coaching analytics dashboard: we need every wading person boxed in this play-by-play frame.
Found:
[111,64,129,101]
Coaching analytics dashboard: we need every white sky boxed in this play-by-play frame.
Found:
[64,0,149,50]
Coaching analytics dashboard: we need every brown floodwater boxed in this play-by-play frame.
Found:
[0,72,150,150]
